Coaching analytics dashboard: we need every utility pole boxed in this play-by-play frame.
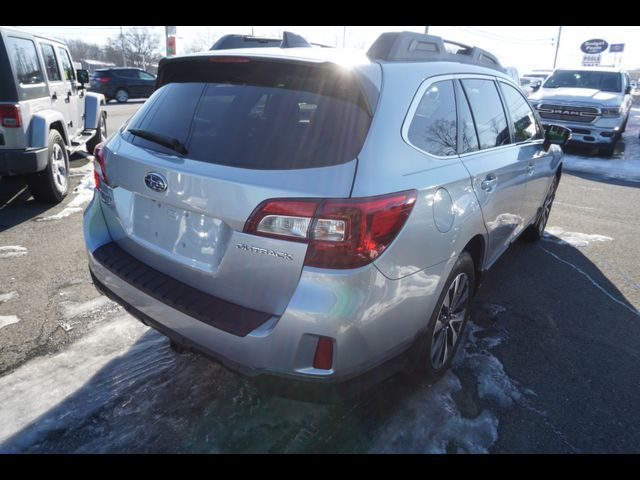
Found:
[120,26,127,67]
[425,26,430,35]
[343,26,346,47]
[553,25,563,69]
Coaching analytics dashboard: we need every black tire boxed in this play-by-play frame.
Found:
[169,340,188,354]
[409,251,475,381]
[86,111,107,155]
[620,116,628,134]
[523,174,558,242]
[26,130,69,204]
[598,143,616,157]
[115,88,129,103]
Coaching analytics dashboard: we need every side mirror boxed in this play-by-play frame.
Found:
[76,69,90,87]
[530,80,542,92]
[624,86,632,95]
[543,124,571,150]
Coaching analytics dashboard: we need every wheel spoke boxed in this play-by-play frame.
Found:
[448,324,457,348]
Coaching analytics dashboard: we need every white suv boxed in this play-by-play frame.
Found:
[0,26,106,202]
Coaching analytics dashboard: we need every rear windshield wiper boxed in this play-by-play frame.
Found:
[128,128,188,155]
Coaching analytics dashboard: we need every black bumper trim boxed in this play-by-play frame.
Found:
[0,147,48,175]
[92,242,272,337]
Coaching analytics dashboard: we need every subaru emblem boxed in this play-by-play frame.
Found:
[144,172,168,193]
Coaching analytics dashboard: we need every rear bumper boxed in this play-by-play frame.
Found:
[83,192,451,400]
[0,147,48,175]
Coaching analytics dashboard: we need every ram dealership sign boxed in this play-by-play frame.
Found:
[580,39,609,54]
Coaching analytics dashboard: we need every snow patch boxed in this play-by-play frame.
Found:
[371,317,530,453]
[0,316,20,329]
[544,226,612,248]
[370,372,499,453]
[58,297,120,331]
[36,173,94,221]
[0,246,27,259]
[0,315,152,447]
[562,150,640,183]
[0,291,18,304]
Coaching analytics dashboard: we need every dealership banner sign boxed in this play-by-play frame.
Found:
[580,39,608,54]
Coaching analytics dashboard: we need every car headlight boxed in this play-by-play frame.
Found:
[529,101,540,109]
[601,107,621,117]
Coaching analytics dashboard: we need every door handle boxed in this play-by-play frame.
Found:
[65,91,72,103]
[527,163,535,175]
[480,174,498,193]
[51,92,57,101]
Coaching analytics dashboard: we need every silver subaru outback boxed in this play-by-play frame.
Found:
[84,32,569,399]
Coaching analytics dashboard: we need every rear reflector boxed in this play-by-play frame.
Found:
[313,337,334,370]
[244,190,417,269]
[0,105,22,128]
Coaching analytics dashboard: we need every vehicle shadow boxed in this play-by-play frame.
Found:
[0,152,91,231]
[1,234,639,453]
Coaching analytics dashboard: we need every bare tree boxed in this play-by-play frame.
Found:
[65,38,103,62]
[182,27,218,54]
[105,27,163,69]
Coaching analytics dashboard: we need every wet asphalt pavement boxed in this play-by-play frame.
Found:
[0,100,639,453]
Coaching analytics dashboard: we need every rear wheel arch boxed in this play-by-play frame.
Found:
[462,235,485,292]
[49,121,68,146]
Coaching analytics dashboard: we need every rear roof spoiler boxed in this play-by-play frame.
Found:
[366,31,505,73]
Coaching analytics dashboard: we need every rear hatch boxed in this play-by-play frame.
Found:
[98,54,376,315]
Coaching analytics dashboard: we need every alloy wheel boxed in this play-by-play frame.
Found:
[430,272,470,370]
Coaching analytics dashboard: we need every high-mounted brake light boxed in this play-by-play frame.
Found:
[93,143,108,188]
[244,190,417,269]
[208,56,251,63]
[0,105,22,128]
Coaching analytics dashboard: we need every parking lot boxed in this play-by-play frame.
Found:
[0,100,639,453]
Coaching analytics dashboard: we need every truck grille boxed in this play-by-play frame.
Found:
[537,104,599,123]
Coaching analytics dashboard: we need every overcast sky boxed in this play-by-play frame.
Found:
[16,26,640,73]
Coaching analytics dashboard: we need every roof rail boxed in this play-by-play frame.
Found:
[366,31,505,73]
[281,31,312,49]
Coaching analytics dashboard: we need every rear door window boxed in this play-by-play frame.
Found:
[40,43,61,82]
[499,82,542,143]
[461,79,511,150]
[56,48,75,81]
[406,80,457,157]
[6,36,44,85]
[126,61,372,170]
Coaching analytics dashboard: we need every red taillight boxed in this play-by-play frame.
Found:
[313,337,334,370]
[97,77,112,83]
[0,104,22,128]
[244,190,417,269]
[93,142,108,188]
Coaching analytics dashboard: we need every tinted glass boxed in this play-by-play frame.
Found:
[127,80,371,170]
[40,44,61,82]
[139,71,155,80]
[407,80,457,156]
[461,79,510,149]
[7,36,43,85]
[543,70,621,93]
[57,47,75,81]
[455,81,479,153]
[116,69,138,78]
[500,83,541,142]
